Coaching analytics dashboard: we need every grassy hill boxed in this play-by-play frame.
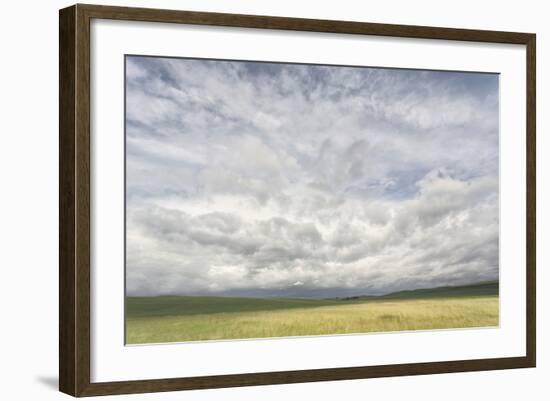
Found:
[126,295,343,319]
[342,281,499,301]
[127,281,499,319]
[125,281,499,344]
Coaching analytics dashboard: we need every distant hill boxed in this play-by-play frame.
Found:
[127,281,499,320]
[341,281,499,301]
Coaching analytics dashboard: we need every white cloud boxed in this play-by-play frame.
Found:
[125,56,499,297]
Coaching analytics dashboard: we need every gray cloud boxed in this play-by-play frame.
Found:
[125,56,499,297]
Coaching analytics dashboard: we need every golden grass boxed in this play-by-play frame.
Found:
[126,296,498,344]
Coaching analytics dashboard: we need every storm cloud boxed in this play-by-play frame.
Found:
[125,56,499,297]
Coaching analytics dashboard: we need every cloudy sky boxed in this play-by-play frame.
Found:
[125,55,499,297]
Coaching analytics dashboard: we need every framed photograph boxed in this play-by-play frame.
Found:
[59,4,536,397]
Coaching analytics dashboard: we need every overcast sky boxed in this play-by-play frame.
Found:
[125,55,499,297]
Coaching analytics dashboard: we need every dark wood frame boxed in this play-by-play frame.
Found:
[59,3,536,397]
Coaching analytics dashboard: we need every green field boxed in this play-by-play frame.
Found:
[126,282,499,344]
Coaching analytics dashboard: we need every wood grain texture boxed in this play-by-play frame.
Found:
[525,34,536,367]
[59,4,92,396]
[59,5,76,396]
[59,3,536,397]
[78,3,533,43]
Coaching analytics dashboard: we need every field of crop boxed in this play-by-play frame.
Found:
[126,284,499,344]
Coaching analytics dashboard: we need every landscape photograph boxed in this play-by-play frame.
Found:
[125,55,499,345]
